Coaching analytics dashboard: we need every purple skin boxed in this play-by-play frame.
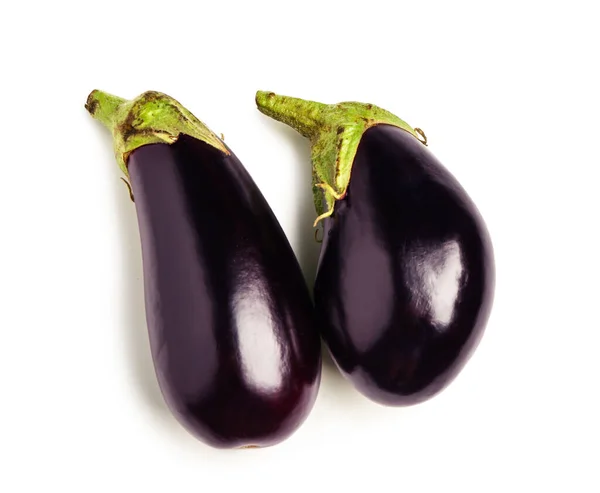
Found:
[128,135,321,448]
[314,125,495,406]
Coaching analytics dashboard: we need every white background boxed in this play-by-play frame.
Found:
[1,1,599,491]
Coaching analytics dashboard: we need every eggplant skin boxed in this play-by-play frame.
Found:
[128,135,321,448]
[315,125,495,406]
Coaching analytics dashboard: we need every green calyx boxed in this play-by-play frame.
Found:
[85,90,228,177]
[255,91,427,226]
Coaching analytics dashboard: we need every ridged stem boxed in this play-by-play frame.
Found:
[85,90,126,130]
[85,90,228,177]
[256,91,425,225]
[255,92,327,139]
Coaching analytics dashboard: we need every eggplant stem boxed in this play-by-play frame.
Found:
[255,91,327,139]
[85,90,125,129]
[256,90,422,224]
[85,89,228,177]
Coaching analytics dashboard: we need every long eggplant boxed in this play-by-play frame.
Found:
[256,91,495,406]
[86,90,321,448]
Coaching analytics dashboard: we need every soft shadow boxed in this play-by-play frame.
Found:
[296,190,322,294]
[320,340,342,377]
[260,118,321,292]
[317,339,376,415]
[320,340,358,397]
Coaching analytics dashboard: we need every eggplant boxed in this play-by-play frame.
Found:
[256,91,495,406]
[86,90,321,448]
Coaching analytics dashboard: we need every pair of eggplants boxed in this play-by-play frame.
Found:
[86,89,495,449]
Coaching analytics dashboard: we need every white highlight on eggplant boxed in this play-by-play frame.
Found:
[232,281,284,394]
[405,240,464,329]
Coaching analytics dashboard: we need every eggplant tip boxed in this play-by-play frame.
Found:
[255,90,275,107]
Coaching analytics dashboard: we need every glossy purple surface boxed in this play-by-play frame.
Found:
[315,125,494,406]
[128,136,321,448]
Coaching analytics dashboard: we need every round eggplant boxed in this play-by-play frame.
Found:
[86,90,321,448]
[256,92,495,406]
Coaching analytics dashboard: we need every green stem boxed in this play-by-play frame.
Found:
[255,91,327,139]
[256,91,425,226]
[85,89,228,177]
[85,90,126,130]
